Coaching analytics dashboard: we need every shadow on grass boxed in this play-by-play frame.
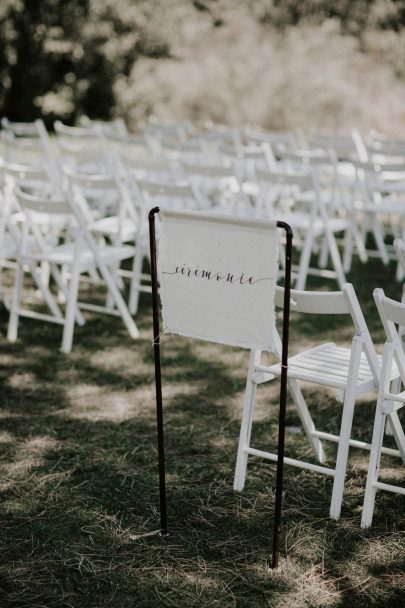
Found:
[0,257,403,607]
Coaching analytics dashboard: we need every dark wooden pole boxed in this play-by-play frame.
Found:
[148,207,168,535]
[272,222,293,569]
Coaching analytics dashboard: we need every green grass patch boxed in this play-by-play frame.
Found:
[0,255,404,607]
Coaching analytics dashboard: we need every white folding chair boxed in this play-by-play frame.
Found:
[8,186,139,353]
[79,116,128,139]
[54,120,111,173]
[361,289,405,527]
[244,127,302,157]
[367,132,405,164]
[256,169,347,289]
[277,149,369,274]
[181,162,249,214]
[308,131,367,162]
[135,178,201,213]
[1,118,55,167]
[344,159,405,273]
[66,165,149,316]
[234,283,400,520]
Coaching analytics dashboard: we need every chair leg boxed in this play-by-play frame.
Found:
[343,225,354,274]
[372,219,389,266]
[361,409,386,528]
[352,222,368,264]
[319,236,329,268]
[361,341,395,527]
[325,229,346,289]
[61,264,81,354]
[234,350,261,492]
[295,232,314,291]
[129,249,144,315]
[387,411,405,464]
[329,336,362,519]
[49,263,85,326]
[7,259,24,342]
[288,378,326,464]
[343,221,368,272]
[98,260,139,339]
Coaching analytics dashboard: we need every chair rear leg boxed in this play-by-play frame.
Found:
[387,412,405,464]
[325,230,346,288]
[98,260,139,338]
[371,220,389,265]
[7,260,24,342]
[319,236,329,268]
[288,378,326,464]
[129,249,144,315]
[343,224,354,274]
[61,264,81,354]
[234,350,261,492]
[361,408,386,528]
[330,335,362,519]
[295,232,314,291]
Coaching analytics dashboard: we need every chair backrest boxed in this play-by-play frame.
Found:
[125,157,176,183]
[1,118,53,167]
[368,133,405,159]
[374,288,405,381]
[255,167,319,217]
[54,120,109,170]
[65,166,137,224]
[308,133,359,160]
[256,168,314,191]
[140,121,188,142]
[135,178,199,211]
[13,186,73,253]
[14,186,71,216]
[245,128,298,148]
[2,161,56,201]
[181,162,247,211]
[80,116,128,138]
[2,161,50,184]
[54,120,98,140]
[217,142,275,177]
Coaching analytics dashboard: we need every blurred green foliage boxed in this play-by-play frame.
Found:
[0,0,172,126]
[0,0,404,128]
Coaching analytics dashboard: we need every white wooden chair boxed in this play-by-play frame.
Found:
[1,118,55,168]
[308,131,367,162]
[181,162,250,214]
[361,289,405,527]
[234,283,400,520]
[65,165,148,316]
[367,132,405,163]
[135,178,201,213]
[275,149,368,273]
[244,127,302,156]
[79,116,128,139]
[54,120,111,173]
[8,186,139,353]
[127,178,202,311]
[256,169,347,289]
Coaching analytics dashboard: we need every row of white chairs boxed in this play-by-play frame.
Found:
[49,119,405,284]
[0,124,403,292]
[0,117,404,526]
[0,118,405,354]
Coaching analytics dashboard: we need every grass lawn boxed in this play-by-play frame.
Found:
[0,253,404,607]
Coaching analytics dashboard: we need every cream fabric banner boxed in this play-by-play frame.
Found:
[158,210,280,351]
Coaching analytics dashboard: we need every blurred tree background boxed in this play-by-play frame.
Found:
[1,0,405,133]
